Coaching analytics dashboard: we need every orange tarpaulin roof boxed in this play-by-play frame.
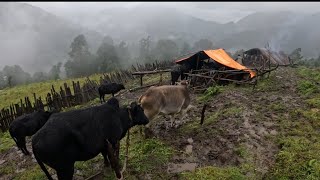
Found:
[176,48,256,78]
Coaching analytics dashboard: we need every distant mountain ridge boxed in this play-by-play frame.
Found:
[0,2,103,73]
[1,2,319,73]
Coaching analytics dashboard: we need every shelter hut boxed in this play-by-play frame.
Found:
[243,48,290,69]
[174,48,256,87]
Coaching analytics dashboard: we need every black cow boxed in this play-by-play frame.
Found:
[9,109,55,155]
[32,98,149,180]
[171,63,191,85]
[98,83,125,103]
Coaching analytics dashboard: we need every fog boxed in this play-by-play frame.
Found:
[27,2,320,23]
[1,2,320,78]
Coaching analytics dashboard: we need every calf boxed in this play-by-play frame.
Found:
[138,81,192,133]
[9,109,55,155]
[32,98,149,180]
[98,82,125,103]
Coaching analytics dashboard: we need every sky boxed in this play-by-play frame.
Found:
[26,2,320,23]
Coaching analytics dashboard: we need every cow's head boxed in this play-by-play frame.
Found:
[128,102,149,126]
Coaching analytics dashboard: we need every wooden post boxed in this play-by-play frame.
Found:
[200,104,208,125]
[140,75,143,86]
[159,73,163,85]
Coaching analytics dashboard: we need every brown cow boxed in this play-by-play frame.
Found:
[138,81,193,131]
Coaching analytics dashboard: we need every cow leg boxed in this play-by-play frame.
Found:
[21,137,30,155]
[112,93,115,97]
[103,94,106,102]
[114,141,120,162]
[101,150,110,167]
[169,115,175,129]
[17,137,29,155]
[100,94,103,104]
[105,140,122,179]
[181,73,185,80]
[179,105,194,125]
[56,164,74,180]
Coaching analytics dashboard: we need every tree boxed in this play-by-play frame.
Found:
[289,48,303,64]
[96,39,120,73]
[192,39,214,52]
[116,41,131,68]
[48,62,62,80]
[139,36,152,62]
[101,36,114,46]
[180,42,192,56]
[65,34,94,77]
[33,72,48,82]
[68,34,89,59]
[2,65,31,87]
[153,39,179,61]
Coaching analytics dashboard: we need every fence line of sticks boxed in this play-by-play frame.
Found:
[0,60,174,132]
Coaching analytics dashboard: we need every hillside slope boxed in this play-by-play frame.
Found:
[0,66,319,179]
[0,2,103,73]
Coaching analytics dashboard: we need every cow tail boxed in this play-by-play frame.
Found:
[33,151,53,180]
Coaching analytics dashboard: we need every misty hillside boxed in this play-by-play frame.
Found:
[70,6,320,57]
[216,11,320,57]
[0,2,103,73]
[1,3,320,74]
[82,6,225,44]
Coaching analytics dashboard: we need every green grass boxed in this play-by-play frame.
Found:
[267,107,320,179]
[14,166,47,180]
[0,73,102,109]
[0,132,15,153]
[305,97,320,108]
[255,73,280,92]
[180,166,246,180]
[198,85,224,103]
[0,161,15,175]
[297,67,320,82]
[124,137,174,174]
[297,80,319,96]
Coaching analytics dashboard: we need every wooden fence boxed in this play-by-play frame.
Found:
[0,60,173,132]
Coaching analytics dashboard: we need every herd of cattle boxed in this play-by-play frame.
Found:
[7,79,192,180]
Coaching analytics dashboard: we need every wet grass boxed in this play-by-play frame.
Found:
[0,131,15,153]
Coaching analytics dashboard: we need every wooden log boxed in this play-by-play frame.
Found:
[129,82,158,92]
[131,69,171,76]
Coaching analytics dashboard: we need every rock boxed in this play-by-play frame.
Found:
[187,138,193,144]
[167,163,198,173]
[76,170,82,175]
[270,130,278,135]
[15,168,26,173]
[185,145,193,154]
[0,160,6,165]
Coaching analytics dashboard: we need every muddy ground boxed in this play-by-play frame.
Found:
[0,66,315,179]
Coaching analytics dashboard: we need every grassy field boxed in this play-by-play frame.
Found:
[0,73,103,110]
[0,66,320,179]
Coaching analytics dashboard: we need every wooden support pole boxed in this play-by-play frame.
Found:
[140,75,143,86]
[200,104,208,125]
